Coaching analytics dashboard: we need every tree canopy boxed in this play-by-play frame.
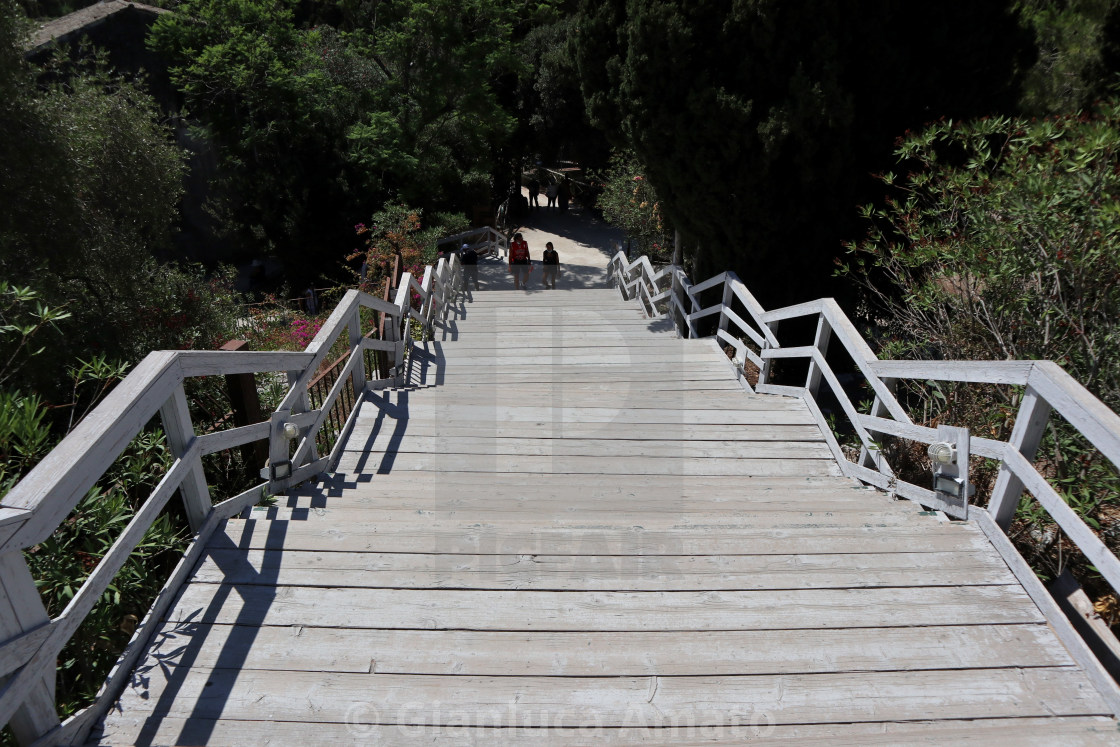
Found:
[0,0,242,397]
[149,0,565,277]
[842,103,1120,407]
[570,1,1041,304]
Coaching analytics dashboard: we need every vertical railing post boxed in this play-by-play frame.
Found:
[858,381,896,471]
[805,315,833,399]
[0,552,59,745]
[289,368,317,466]
[718,279,733,335]
[686,273,699,339]
[220,340,267,478]
[758,321,779,385]
[375,274,395,380]
[988,386,1052,529]
[268,410,290,488]
[159,384,210,531]
[348,306,366,400]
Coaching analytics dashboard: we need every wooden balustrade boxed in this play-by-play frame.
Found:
[609,250,1120,711]
[0,251,464,746]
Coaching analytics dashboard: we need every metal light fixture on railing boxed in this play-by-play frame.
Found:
[927,427,971,512]
[927,441,957,465]
[282,422,300,440]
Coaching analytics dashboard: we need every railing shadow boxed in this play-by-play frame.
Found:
[126,518,290,746]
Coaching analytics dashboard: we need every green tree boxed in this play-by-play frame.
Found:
[571,1,1031,305]
[841,102,1120,599]
[150,0,365,273]
[152,0,556,274]
[344,0,543,207]
[513,11,608,170]
[1016,0,1120,115]
[842,103,1120,408]
[596,149,672,260]
[0,1,239,397]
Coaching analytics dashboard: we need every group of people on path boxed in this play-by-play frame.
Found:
[451,233,561,292]
[508,232,560,290]
[526,177,571,213]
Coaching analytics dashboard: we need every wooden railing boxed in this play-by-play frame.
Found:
[609,251,1120,714]
[436,225,509,259]
[0,254,462,745]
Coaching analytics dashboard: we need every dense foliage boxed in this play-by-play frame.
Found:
[0,3,243,730]
[571,0,1120,305]
[842,105,1120,409]
[1016,0,1120,115]
[595,149,672,261]
[150,0,563,277]
[349,204,467,295]
[840,101,1120,596]
[1,2,244,396]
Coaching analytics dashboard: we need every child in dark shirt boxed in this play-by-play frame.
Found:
[541,242,560,289]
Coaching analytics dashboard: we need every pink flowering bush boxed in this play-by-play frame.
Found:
[290,318,322,348]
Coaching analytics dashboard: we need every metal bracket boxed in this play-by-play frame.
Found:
[928,424,972,519]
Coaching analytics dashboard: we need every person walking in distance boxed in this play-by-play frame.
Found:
[557,177,571,214]
[459,242,479,291]
[541,241,560,289]
[528,178,540,211]
[509,232,531,290]
[546,180,558,209]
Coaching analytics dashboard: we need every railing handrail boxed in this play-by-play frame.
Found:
[0,253,463,746]
[608,249,1120,715]
[436,225,508,258]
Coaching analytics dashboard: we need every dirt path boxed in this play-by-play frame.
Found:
[469,202,625,293]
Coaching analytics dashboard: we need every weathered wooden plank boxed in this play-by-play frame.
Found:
[194,548,1013,590]
[94,715,1120,747]
[343,420,826,443]
[175,350,314,377]
[1030,361,1120,471]
[365,392,796,412]
[347,435,834,460]
[432,336,686,348]
[414,381,744,394]
[216,517,993,555]
[131,622,1069,676]
[312,470,861,491]
[242,504,926,529]
[975,508,1120,717]
[868,359,1034,385]
[110,668,1106,726]
[858,413,1008,461]
[165,583,1041,630]
[353,405,817,426]
[194,421,270,456]
[282,486,898,511]
[428,353,726,367]
[333,452,842,477]
[446,318,673,328]
[415,368,734,382]
[401,367,731,382]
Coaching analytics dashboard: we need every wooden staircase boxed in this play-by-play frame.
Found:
[91,288,1120,744]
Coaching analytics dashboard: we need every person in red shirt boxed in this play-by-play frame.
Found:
[509,232,531,289]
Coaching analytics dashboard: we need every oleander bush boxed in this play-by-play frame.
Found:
[840,101,1120,614]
